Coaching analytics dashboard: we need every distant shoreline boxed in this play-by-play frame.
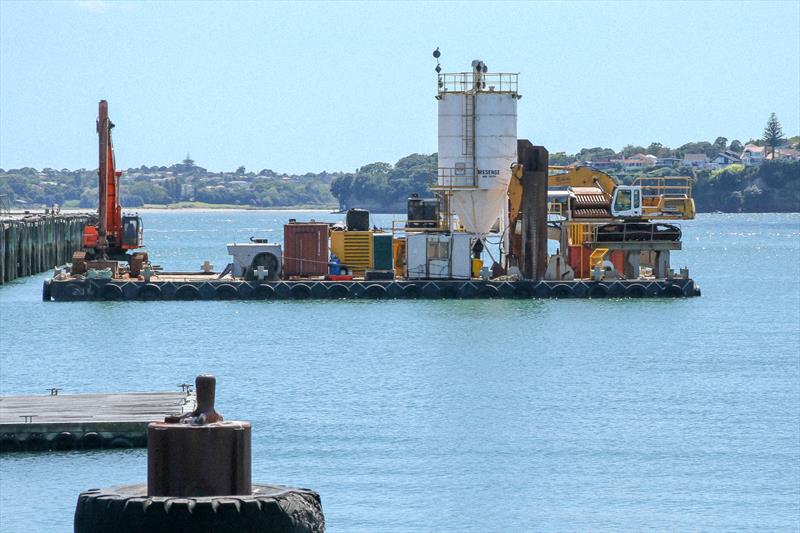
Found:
[139,202,340,211]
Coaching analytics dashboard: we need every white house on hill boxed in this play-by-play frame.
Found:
[711,151,741,167]
[740,145,765,166]
[682,153,710,168]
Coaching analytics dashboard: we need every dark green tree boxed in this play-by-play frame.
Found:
[729,139,743,153]
[762,113,785,158]
[620,145,647,157]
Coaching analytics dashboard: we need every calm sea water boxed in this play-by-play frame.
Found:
[1,211,798,532]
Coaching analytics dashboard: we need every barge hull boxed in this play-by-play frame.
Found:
[46,278,701,301]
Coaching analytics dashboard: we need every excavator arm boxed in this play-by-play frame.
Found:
[95,99,123,254]
[77,100,143,270]
[508,165,617,223]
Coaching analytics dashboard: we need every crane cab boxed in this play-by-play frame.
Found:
[611,186,642,218]
[121,215,143,249]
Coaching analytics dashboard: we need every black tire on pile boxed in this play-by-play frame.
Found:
[74,484,325,533]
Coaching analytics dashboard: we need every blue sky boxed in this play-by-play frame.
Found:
[1,0,798,173]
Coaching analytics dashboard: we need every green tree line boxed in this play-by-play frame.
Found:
[1,130,798,212]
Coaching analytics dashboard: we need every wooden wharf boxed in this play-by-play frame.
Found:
[0,212,89,284]
[0,390,196,452]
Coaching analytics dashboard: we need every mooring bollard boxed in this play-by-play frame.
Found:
[74,374,325,533]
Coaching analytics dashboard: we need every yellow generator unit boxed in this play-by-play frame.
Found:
[331,231,373,275]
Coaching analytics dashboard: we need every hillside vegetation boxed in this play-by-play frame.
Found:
[1,144,797,213]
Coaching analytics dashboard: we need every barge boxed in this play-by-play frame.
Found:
[44,57,703,302]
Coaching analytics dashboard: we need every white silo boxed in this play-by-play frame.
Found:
[436,60,519,235]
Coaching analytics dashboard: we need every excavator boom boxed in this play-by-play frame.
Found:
[96,99,122,253]
[79,100,143,262]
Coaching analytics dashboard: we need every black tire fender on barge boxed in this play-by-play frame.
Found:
[477,285,499,299]
[289,284,312,300]
[588,284,609,299]
[513,284,533,299]
[625,284,647,298]
[552,284,573,299]
[402,284,422,299]
[74,483,325,533]
[214,284,239,300]
[440,285,460,299]
[100,284,124,301]
[363,284,387,299]
[662,284,686,298]
[137,284,161,301]
[251,284,276,300]
[174,285,200,301]
[326,284,349,299]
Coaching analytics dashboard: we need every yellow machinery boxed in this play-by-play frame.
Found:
[331,231,372,275]
[508,165,695,223]
[506,163,694,280]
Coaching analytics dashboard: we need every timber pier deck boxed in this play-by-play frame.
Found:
[45,276,701,301]
[0,391,196,452]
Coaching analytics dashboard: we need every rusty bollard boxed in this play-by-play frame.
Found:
[74,375,325,533]
[148,374,251,497]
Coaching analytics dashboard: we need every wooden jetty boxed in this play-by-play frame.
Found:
[0,211,89,284]
[0,390,196,452]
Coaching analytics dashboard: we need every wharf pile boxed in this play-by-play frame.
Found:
[0,390,196,452]
[1,212,89,283]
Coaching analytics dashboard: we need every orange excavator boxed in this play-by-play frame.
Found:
[71,100,145,275]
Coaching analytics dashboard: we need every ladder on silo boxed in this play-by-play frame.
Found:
[463,93,475,157]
